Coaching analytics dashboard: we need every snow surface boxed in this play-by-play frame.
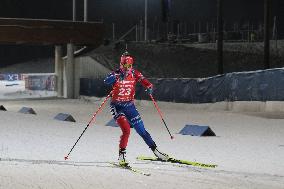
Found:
[0,97,284,189]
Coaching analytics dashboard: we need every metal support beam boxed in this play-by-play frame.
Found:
[84,0,88,22]
[217,0,224,74]
[144,0,148,41]
[73,0,76,21]
[264,0,271,69]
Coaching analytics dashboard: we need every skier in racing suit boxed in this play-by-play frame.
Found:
[104,51,169,165]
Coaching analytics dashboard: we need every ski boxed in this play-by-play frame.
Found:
[109,162,151,176]
[137,156,217,168]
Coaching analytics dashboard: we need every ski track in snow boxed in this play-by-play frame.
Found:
[0,98,284,189]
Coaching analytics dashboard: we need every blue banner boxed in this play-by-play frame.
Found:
[0,74,22,81]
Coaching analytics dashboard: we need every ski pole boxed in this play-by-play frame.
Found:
[64,92,112,160]
[149,94,174,140]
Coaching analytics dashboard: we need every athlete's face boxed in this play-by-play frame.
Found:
[121,56,133,71]
[123,63,132,70]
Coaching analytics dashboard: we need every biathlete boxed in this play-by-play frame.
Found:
[104,51,169,166]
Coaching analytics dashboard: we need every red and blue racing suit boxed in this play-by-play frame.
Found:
[104,68,157,150]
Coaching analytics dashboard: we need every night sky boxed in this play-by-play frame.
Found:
[0,0,265,18]
[0,0,269,33]
[0,0,281,65]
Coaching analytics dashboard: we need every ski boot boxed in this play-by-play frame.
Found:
[118,148,129,166]
[152,147,170,161]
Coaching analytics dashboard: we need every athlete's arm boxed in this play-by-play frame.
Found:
[134,70,153,89]
[104,72,116,85]
[104,71,120,85]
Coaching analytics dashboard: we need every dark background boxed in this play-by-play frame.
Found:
[0,0,272,33]
[0,0,283,66]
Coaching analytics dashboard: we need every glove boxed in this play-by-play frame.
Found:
[145,87,153,95]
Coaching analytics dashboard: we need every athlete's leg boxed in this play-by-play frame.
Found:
[110,103,131,165]
[110,103,131,149]
[116,116,131,149]
[124,103,170,160]
[124,103,156,149]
